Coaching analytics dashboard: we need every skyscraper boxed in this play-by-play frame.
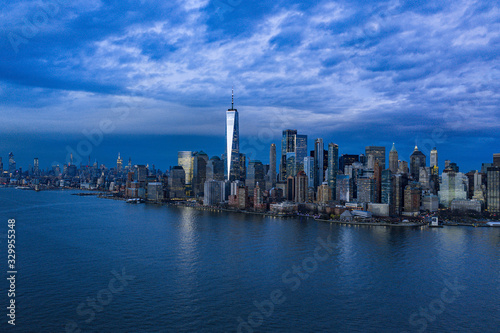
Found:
[34,157,39,176]
[225,89,240,181]
[280,129,297,181]
[117,153,123,172]
[303,156,314,188]
[365,146,386,170]
[410,145,426,180]
[8,152,16,174]
[314,139,324,188]
[327,143,339,200]
[178,151,194,195]
[295,134,308,173]
[389,143,398,174]
[487,166,500,212]
[268,143,277,186]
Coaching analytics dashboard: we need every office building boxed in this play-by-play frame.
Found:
[410,146,426,180]
[314,139,324,188]
[226,89,240,181]
[336,175,353,202]
[303,156,315,188]
[365,146,386,170]
[268,143,277,186]
[295,171,307,203]
[206,156,224,181]
[487,166,500,212]
[389,143,398,174]
[117,153,123,172]
[357,177,375,203]
[328,143,339,200]
[438,171,467,208]
[247,160,265,192]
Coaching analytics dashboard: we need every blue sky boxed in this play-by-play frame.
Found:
[1,0,499,171]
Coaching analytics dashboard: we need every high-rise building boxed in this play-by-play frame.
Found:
[238,153,246,182]
[493,154,500,167]
[487,166,500,212]
[168,166,186,199]
[381,169,394,214]
[34,158,39,176]
[389,143,398,174]
[117,153,123,172]
[314,139,324,188]
[339,154,359,175]
[206,156,224,181]
[203,180,224,206]
[295,171,307,203]
[295,135,308,173]
[336,174,353,202]
[247,160,265,192]
[410,145,426,180]
[316,182,332,204]
[8,152,16,174]
[365,146,386,170]
[404,183,421,213]
[268,144,277,186]
[303,156,315,188]
[193,151,209,196]
[225,89,240,181]
[357,177,375,203]
[135,165,148,183]
[0,157,3,174]
[178,151,194,187]
[327,143,339,200]
[430,147,438,175]
[438,171,467,208]
[394,173,409,215]
[398,160,409,174]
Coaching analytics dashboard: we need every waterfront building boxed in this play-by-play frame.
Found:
[365,146,386,170]
[438,171,467,208]
[389,143,398,174]
[374,160,382,203]
[286,176,295,201]
[410,146,426,180]
[225,89,240,181]
[168,166,186,199]
[286,152,296,180]
[295,171,308,203]
[487,166,500,212]
[0,157,3,174]
[451,199,482,213]
[147,182,164,201]
[328,143,339,200]
[203,180,224,206]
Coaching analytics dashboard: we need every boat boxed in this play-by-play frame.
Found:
[429,217,443,228]
[126,198,144,204]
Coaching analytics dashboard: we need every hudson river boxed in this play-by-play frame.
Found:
[1,188,499,332]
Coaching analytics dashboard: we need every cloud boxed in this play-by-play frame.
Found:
[0,0,499,149]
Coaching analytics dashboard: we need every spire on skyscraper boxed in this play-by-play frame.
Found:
[231,86,234,110]
[390,142,397,152]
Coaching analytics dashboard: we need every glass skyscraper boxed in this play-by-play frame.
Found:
[225,90,240,181]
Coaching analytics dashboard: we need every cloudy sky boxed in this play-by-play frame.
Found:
[1,0,499,170]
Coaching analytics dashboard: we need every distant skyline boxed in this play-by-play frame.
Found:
[1,0,499,172]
